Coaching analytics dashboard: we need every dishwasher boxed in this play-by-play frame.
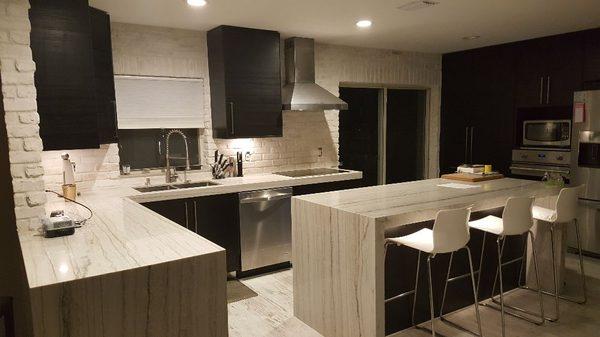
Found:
[238,187,292,272]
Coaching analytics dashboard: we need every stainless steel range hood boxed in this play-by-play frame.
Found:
[282,37,348,111]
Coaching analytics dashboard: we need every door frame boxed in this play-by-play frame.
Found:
[339,82,431,182]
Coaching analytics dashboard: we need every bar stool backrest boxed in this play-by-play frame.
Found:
[432,207,471,254]
[501,196,534,235]
[555,186,582,223]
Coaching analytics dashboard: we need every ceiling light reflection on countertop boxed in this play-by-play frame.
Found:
[462,35,481,40]
[59,263,69,274]
[187,0,207,7]
[356,20,372,28]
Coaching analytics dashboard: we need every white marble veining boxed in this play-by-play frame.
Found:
[127,170,362,203]
[21,195,224,289]
[19,170,361,288]
[296,177,558,220]
[17,170,360,337]
[292,178,560,337]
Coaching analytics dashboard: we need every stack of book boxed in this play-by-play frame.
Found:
[457,165,484,174]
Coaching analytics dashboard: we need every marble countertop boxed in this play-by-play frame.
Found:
[19,169,362,289]
[296,178,558,220]
[126,169,362,203]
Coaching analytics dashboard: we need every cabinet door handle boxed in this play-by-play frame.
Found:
[111,100,118,135]
[539,77,544,105]
[229,102,235,135]
[184,201,189,229]
[193,200,198,233]
[546,76,550,104]
[464,126,470,164]
[470,126,474,164]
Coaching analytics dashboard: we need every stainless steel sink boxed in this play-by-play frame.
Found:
[133,181,219,193]
[175,181,220,188]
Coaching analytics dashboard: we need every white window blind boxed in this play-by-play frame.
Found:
[114,75,204,129]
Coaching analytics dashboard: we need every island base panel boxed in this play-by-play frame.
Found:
[29,252,228,337]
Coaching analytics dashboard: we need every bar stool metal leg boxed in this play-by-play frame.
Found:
[439,248,483,337]
[476,232,487,298]
[497,236,507,337]
[519,219,588,322]
[412,250,422,327]
[427,254,436,337]
[439,252,454,319]
[549,224,560,322]
[487,232,545,325]
[574,219,588,304]
[416,254,454,337]
[466,246,484,337]
[529,230,545,323]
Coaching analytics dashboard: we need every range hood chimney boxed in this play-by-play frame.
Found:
[282,37,348,111]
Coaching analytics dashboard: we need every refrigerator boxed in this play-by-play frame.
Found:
[569,90,600,256]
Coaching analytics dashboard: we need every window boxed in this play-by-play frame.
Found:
[118,128,201,171]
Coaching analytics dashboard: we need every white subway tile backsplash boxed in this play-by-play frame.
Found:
[41,143,121,190]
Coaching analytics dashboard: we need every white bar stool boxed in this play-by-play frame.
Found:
[385,207,483,337]
[468,197,544,337]
[529,185,587,322]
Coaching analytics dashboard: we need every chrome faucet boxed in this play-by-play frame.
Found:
[165,129,191,184]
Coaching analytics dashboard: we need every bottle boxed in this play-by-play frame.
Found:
[61,153,77,201]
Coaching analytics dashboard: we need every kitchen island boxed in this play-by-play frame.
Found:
[292,177,560,337]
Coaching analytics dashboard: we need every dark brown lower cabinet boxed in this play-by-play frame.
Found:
[0,297,14,337]
[292,179,363,196]
[143,180,361,273]
[143,193,240,273]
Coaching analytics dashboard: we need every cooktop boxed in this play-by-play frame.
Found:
[273,168,348,178]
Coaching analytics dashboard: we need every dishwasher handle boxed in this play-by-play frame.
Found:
[240,192,292,204]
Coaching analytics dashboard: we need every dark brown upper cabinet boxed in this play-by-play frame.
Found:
[515,32,583,107]
[90,7,118,144]
[440,44,516,175]
[583,28,600,90]
[207,26,282,139]
[29,0,117,150]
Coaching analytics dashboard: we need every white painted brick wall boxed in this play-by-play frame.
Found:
[109,23,441,178]
[1,0,46,232]
[210,110,339,175]
[314,44,442,177]
[41,143,121,190]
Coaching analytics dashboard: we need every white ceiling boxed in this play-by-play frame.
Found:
[89,0,600,53]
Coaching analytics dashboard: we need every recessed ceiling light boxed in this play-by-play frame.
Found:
[356,20,372,28]
[462,35,481,40]
[187,0,207,7]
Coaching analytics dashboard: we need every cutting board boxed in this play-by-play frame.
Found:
[441,172,504,182]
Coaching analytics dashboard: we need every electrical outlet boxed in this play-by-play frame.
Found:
[245,151,251,161]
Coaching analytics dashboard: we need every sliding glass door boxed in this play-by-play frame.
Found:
[339,86,427,186]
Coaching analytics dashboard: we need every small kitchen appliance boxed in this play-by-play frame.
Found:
[510,148,571,180]
[522,119,572,148]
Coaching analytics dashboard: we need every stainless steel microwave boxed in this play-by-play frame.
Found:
[522,119,571,148]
